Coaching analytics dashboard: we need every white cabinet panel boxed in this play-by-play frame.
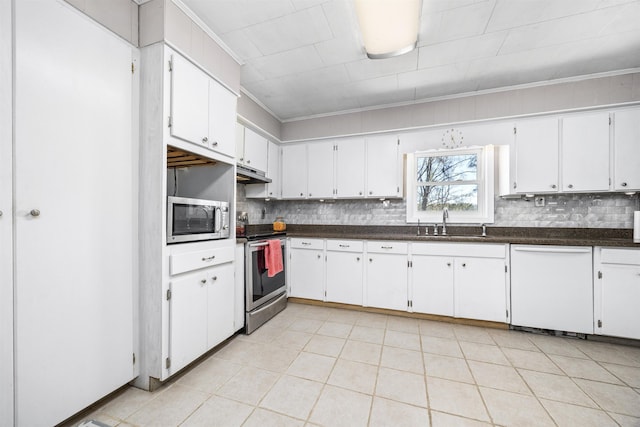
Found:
[208,80,237,157]
[207,263,235,348]
[613,109,640,191]
[513,118,559,193]
[289,241,325,300]
[246,140,281,199]
[326,250,363,305]
[366,242,408,311]
[561,112,610,192]
[170,53,209,147]
[242,127,268,173]
[235,243,245,331]
[336,138,365,198]
[594,247,640,340]
[366,135,400,198]
[282,144,308,199]
[455,258,507,322]
[307,141,335,199]
[412,255,454,317]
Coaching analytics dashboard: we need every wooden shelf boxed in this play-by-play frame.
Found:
[167,146,216,168]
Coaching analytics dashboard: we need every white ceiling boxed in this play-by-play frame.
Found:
[180,0,640,121]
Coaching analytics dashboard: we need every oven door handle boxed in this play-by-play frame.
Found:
[249,239,284,248]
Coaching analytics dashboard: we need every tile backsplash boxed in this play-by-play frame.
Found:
[237,184,639,229]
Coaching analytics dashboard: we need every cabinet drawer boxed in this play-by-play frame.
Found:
[326,240,364,252]
[599,247,640,265]
[412,242,506,258]
[170,247,234,275]
[367,241,408,254]
[290,238,324,250]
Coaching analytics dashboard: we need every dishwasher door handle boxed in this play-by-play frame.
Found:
[512,246,592,254]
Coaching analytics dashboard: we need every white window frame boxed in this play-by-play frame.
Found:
[406,145,495,224]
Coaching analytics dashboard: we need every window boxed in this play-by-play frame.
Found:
[406,146,494,224]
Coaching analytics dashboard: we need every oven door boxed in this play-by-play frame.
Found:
[246,238,287,311]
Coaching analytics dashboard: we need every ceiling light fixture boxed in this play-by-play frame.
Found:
[354,0,421,60]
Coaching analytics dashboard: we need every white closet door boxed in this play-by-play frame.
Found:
[15,2,135,426]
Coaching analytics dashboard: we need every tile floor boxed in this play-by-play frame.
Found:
[70,303,640,427]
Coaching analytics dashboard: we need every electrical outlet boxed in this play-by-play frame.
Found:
[535,196,545,207]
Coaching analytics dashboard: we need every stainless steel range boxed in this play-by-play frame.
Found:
[245,232,287,334]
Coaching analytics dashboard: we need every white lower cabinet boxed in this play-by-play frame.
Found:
[411,243,508,322]
[168,245,235,376]
[288,238,325,300]
[366,241,408,311]
[326,240,364,305]
[594,247,640,340]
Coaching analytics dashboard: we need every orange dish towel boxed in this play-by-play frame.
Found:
[265,240,283,278]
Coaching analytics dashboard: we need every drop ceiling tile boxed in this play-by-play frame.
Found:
[286,64,352,91]
[345,50,419,82]
[240,64,265,85]
[424,0,488,14]
[220,29,264,59]
[398,63,469,92]
[249,46,325,79]
[292,0,327,11]
[419,0,496,46]
[245,5,333,56]
[321,0,359,38]
[417,32,507,69]
[315,36,366,67]
[182,0,295,35]
[599,1,640,35]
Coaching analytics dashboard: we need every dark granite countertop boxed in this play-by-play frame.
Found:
[244,224,639,248]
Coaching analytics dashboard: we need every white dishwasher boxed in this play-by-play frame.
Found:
[510,245,593,334]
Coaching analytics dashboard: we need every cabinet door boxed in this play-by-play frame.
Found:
[613,109,640,191]
[170,272,208,374]
[207,263,236,349]
[307,141,335,198]
[170,54,209,148]
[366,135,400,198]
[597,265,640,340]
[336,138,365,198]
[412,256,454,317]
[326,251,363,305]
[455,258,507,322]
[234,244,245,331]
[367,253,407,311]
[289,248,325,300]
[282,144,308,199]
[243,127,268,172]
[236,123,245,161]
[208,80,237,157]
[562,113,610,192]
[267,141,281,198]
[513,118,559,193]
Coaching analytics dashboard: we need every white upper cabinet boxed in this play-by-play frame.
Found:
[335,138,365,198]
[561,112,610,192]
[513,117,559,193]
[366,135,401,198]
[281,144,308,199]
[241,127,268,173]
[208,81,237,157]
[246,140,281,199]
[307,141,335,199]
[170,53,237,157]
[613,109,640,191]
[170,53,209,148]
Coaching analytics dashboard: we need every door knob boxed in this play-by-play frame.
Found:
[551,184,557,189]
[202,137,208,143]
[30,209,40,217]
[212,141,218,146]
[211,276,218,281]
[567,184,574,189]
[200,279,206,284]
[621,182,628,187]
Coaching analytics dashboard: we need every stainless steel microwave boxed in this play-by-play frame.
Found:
[167,196,230,244]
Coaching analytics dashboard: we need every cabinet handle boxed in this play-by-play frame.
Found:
[211,276,217,281]
[339,244,350,248]
[567,184,573,189]
[202,255,216,261]
[247,160,251,164]
[317,254,321,259]
[301,242,311,246]
[356,257,360,261]
[309,193,312,197]
[300,192,304,196]
[30,209,40,217]
[369,191,373,195]
[269,192,273,195]
[462,263,467,267]
[202,137,208,143]
[513,182,517,189]
[359,191,362,195]
[551,184,557,189]
[369,258,373,262]
[381,246,393,249]
[212,141,218,146]
[200,279,206,284]
[447,262,451,267]
[621,182,628,187]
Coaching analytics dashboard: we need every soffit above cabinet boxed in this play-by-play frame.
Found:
[179,0,640,121]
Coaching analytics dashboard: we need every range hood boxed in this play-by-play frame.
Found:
[236,164,272,185]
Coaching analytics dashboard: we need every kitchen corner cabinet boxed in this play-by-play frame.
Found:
[288,238,325,300]
[238,126,268,173]
[512,117,559,193]
[366,135,401,198]
[366,241,408,311]
[281,144,308,199]
[246,140,281,199]
[613,109,640,191]
[169,53,237,157]
[335,138,366,198]
[326,240,364,305]
[561,112,610,192]
[594,247,640,340]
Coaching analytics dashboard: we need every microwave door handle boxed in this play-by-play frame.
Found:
[214,207,222,233]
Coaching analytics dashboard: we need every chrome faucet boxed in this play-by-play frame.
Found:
[442,207,449,236]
